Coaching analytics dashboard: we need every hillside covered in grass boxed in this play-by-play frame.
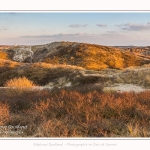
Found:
[2,41,150,70]
[1,41,150,90]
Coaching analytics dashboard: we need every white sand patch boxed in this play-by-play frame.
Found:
[104,83,149,92]
[32,81,72,90]
[64,82,72,87]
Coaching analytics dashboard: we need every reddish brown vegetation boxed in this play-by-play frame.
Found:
[0,88,149,137]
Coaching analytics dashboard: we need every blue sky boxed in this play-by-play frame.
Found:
[1,12,150,46]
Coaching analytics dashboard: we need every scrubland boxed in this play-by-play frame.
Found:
[0,42,150,137]
[0,80,149,137]
[0,60,150,138]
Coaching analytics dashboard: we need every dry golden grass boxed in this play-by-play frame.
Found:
[82,47,124,70]
[0,88,149,137]
[0,59,19,68]
[4,77,36,95]
[32,62,84,70]
[4,77,35,88]
[42,43,144,70]
[0,51,8,60]
[31,62,53,68]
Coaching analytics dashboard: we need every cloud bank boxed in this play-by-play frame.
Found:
[20,33,89,38]
[115,22,150,31]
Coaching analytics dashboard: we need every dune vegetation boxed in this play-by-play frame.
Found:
[0,42,150,137]
[0,85,149,137]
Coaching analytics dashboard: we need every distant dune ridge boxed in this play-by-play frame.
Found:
[1,41,150,70]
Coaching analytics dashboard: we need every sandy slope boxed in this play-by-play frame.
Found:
[103,83,149,92]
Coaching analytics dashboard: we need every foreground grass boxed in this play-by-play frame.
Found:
[0,87,149,137]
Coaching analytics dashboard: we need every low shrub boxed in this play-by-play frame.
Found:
[4,77,36,95]
[0,88,150,137]
[4,76,35,88]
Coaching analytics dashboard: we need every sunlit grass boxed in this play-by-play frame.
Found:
[0,59,19,68]
[4,77,35,88]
